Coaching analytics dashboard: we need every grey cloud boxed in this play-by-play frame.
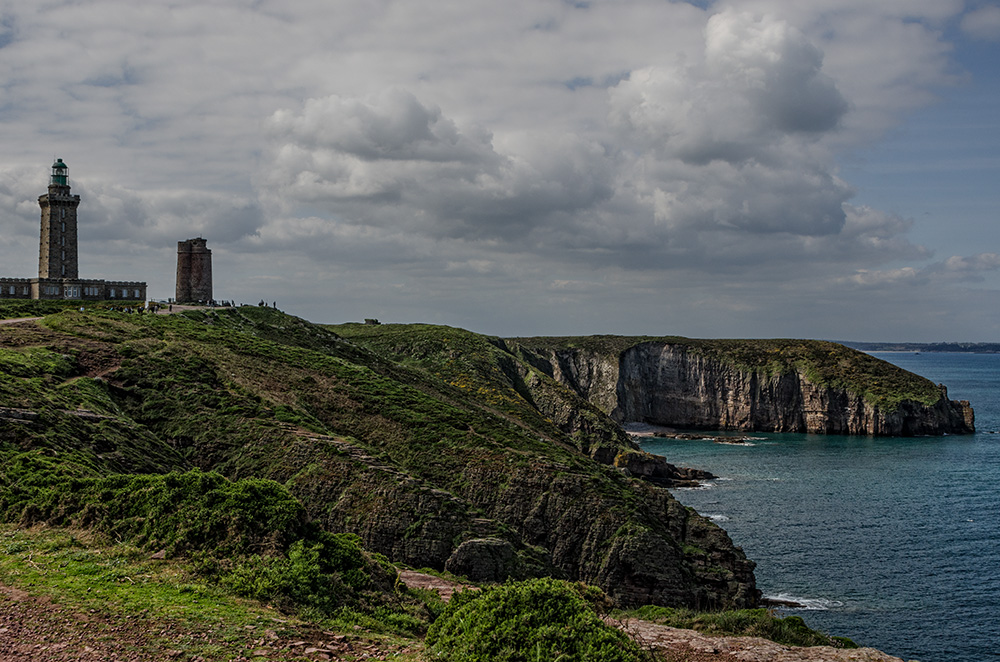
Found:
[264,92,615,241]
[269,89,498,164]
[610,10,847,167]
[69,182,268,248]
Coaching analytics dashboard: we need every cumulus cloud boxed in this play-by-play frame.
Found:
[261,9,859,254]
[609,11,849,163]
[263,89,615,240]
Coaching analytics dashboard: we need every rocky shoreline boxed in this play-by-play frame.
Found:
[624,422,759,444]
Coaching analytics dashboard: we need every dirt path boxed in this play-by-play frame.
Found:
[0,582,414,661]
[618,618,908,662]
[0,317,41,325]
[396,571,477,603]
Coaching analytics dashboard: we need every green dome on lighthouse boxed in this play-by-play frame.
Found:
[50,158,68,186]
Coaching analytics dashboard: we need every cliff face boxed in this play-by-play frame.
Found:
[221,429,757,610]
[525,341,974,436]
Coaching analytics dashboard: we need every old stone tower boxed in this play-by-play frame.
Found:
[38,159,80,280]
[175,237,213,303]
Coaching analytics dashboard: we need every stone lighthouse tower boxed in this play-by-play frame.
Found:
[38,158,81,280]
[175,237,213,303]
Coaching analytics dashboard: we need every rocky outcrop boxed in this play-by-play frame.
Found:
[266,431,757,609]
[520,341,974,436]
[612,449,715,486]
[445,538,520,582]
[457,461,759,609]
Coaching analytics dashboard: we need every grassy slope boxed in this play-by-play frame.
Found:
[512,335,943,409]
[0,304,864,655]
[1,307,693,575]
[331,323,632,457]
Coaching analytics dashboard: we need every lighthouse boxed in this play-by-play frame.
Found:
[38,158,81,281]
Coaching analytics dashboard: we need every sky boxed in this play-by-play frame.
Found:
[1,0,998,342]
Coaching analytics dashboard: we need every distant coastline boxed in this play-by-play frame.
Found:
[840,341,1000,354]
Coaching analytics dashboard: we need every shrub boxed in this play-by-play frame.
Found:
[0,459,396,615]
[425,578,644,662]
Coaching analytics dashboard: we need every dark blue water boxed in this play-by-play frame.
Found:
[642,352,1000,662]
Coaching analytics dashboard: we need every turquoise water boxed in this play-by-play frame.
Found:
[642,352,1000,662]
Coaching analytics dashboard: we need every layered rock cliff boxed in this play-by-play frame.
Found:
[514,339,974,436]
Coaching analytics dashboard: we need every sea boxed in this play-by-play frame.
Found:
[641,352,1000,662]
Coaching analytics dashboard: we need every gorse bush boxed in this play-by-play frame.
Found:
[0,457,394,615]
[425,578,645,662]
[220,532,390,613]
[3,465,306,555]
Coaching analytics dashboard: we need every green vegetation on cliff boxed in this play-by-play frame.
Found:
[1,304,757,612]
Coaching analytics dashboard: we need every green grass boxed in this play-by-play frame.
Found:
[0,457,401,613]
[0,525,425,660]
[331,323,633,459]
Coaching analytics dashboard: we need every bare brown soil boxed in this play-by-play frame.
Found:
[0,317,42,326]
[0,583,414,661]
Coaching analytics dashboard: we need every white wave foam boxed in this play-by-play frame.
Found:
[706,514,730,522]
[675,482,714,491]
[764,593,844,610]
